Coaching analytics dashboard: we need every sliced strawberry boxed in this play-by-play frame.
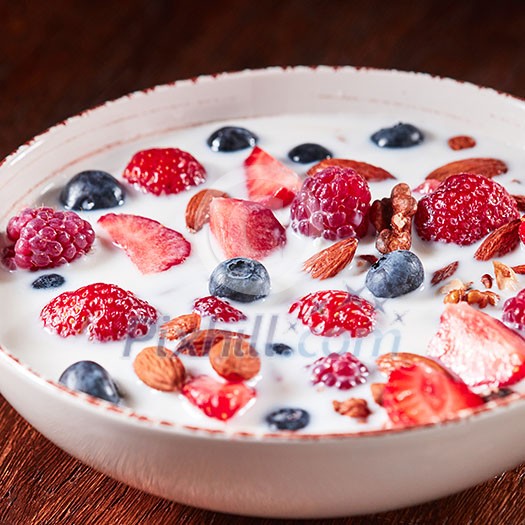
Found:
[209,197,286,260]
[244,146,302,209]
[98,213,190,274]
[413,179,441,195]
[428,303,525,389]
[182,375,256,420]
[382,361,484,426]
[193,296,247,323]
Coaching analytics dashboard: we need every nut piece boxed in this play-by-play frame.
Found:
[185,189,229,233]
[133,346,186,392]
[303,238,358,280]
[371,383,385,406]
[439,278,472,295]
[369,197,393,233]
[512,195,525,212]
[443,286,499,308]
[474,219,521,261]
[160,313,201,341]
[431,261,459,286]
[209,336,260,381]
[426,158,508,182]
[447,135,476,151]
[481,274,493,289]
[307,158,395,181]
[333,398,371,420]
[176,329,250,357]
[374,183,417,254]
[512,264,525,275]
[493,261,519,291]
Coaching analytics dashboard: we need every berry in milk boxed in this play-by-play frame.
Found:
[2,114,525,435]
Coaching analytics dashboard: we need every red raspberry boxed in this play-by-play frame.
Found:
[415,173,519,245]
[289,290,376,337]
[502,289,525,331]
[290,167,371,240]
[193,296,247,323]
[309,352,369,390]
[41,283,158,342]
[4,207,95,271]
[123,148,206,196]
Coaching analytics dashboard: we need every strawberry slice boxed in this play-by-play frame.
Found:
[382,360,484,426]
[182,375,256,420]
[98,213,190,274]
[209,197,286,259]
[244,146,301,209]
[428,303,525,389]
[193,296,247,323]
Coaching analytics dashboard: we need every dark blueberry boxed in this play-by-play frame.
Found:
[287,143,333,164]
[59,361,121,404]
[31,273,65,289]
[365,250,424,298]
[266,343,293,356]
[266,408,310,431]
[60,170,126,211]
[209,257,270,303]
[207,126,258,152]
[371,123,424,148]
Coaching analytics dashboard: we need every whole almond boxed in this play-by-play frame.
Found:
[209,337,260,381]
[134,346,186,392]
[474,219,521,261]
[185,189,229,233]
[176,329,250,357]
[303,237,358,280]
[307,158,395,181]
[426,157,508,182]
[160,313,201,341]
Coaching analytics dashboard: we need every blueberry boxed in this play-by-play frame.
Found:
[287,143,333,164]
[207,126,258,152]
[209,258,270,303]
[365,250,424,298]
[31,273,65,289]
[371,123,424,148]
[266,408,310,431]
[59,361,121,404]
[60,170,126,211]
[266,343,293,356]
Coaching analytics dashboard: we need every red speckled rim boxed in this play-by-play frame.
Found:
[1,66,525,443]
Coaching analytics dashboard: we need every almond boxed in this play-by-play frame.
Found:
[176,329,249,356]
[426,157,508,182]
[333,398,371,419]
[493,261,519,291]
[303,238,357,280]
[209,336,260,381]
[370,383,385,406]
[160,313,201,341]
[376,352,442,377]
[185,189,229,233]
[474,219,521,261]
[512,264,525,275]
[512,195,525,212]
[307,158,395,181]
[447,135,476,151]
[133,346,186,392]
[431,261,459,286]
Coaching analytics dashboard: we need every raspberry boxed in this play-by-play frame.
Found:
[41,283,158,342]
[415,174,519,245]
[289,290,376,337]
[193,296,247,323]
[309,352,369,390]
[290,167,371,240]
[4,207,95,270]
[502,289,525,330]
[123,148,206,196]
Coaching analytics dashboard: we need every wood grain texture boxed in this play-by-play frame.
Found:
[1,0,524,523]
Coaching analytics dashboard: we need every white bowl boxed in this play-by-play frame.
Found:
[1,67,524,518]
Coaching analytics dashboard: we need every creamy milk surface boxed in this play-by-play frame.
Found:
[1,111,525,435]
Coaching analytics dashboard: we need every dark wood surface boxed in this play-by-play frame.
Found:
[1,1,524,523]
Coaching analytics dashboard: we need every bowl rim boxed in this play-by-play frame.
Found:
[1,64,525,443]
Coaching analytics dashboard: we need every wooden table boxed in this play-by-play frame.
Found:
[1,1,524,523]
